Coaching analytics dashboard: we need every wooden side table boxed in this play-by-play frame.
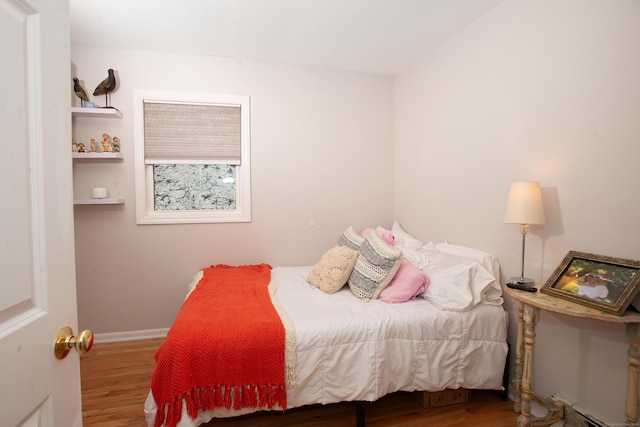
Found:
[505,284,640,427]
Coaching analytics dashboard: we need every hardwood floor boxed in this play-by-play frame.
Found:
[80,338,518,426]
[81,338,161,427]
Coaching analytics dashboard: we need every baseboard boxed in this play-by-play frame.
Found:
[93,328,169,344]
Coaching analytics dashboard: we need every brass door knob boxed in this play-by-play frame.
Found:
[54,326,94,359]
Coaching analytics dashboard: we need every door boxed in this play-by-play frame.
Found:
[0,0,84,426]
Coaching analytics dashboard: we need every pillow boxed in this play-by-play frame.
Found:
[337,226,364,251]
[390,221,424,251]
[420,248,495,311]
[378,259,428,304]
[435,242,500,281]
[360,227,395,245]
[307,246,359,294]
[435,242,503,305]
[379,224,431,270]
[348,231,403,301]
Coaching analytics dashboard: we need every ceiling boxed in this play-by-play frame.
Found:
[70,0,502,76]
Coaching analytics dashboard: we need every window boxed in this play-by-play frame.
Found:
[133,90,251,224]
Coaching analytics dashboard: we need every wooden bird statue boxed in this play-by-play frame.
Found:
[73,77,89,107]
[93,68,116,107]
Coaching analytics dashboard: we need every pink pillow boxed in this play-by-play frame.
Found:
[378,259,429,304]
[360,227,395,245]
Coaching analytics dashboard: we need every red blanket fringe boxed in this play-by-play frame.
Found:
[151,264,287,427]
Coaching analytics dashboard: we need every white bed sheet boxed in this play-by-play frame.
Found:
[145,265,508,427]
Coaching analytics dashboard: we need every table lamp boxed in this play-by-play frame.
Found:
[504,181,545,284]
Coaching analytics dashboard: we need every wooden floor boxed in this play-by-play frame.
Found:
[80,338,518,426]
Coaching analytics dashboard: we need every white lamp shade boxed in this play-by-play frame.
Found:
[504,181,545,225]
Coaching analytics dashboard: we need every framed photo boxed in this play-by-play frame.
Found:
[541,251,640,315]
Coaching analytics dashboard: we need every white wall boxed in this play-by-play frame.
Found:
[394,0,640,423]
[72,0,640,422]
[71,47,395,336]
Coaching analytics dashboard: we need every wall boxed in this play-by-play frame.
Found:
[394,0,640,423]
[71,47,395,336]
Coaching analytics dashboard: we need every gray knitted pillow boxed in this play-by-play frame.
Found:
[337,226,364,251]
[348,231,403,301]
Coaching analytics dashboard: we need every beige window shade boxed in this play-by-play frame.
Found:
[144,101,241,164]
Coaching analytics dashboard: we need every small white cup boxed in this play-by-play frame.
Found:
[92,187,108,199]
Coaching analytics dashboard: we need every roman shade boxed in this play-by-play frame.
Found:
[143,101,241,165]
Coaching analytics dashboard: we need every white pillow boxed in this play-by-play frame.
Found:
[390,221,424,250]
[378,222,431,270]
[420,248,495,311]
[435,242,503,305]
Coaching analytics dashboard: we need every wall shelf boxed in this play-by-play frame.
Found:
[71,107,123,118]
[72,152,123,159]
[71,107,124,207]
[74,198,124,205]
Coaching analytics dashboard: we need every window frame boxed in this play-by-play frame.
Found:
[133,90,251,224]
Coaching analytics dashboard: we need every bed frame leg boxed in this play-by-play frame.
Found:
[356,401,365,427]
[499,342,511,401]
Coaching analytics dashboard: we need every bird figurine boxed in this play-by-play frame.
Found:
[72,77,89,107]
[93,68,117,107]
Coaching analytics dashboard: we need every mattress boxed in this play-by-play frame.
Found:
[145,265,508,427]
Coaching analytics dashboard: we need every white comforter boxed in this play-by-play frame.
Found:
[145,265,508,427]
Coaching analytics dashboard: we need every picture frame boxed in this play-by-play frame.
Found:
[541,251,640,315]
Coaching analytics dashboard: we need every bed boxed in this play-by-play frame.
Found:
[144,223,509,427]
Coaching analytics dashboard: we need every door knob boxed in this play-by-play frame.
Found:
[54,326,94,359]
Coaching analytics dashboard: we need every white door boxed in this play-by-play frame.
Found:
[0,0,85,426]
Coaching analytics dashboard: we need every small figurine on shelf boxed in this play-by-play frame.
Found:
[90,138,97,153]
[101,133,112,152]
[112,136,120,153]
[72,78,90,107]
[77,143,87,153]
[72,138,79,152]
[93,69,117,107]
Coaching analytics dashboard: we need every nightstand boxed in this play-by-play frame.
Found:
[505,284,640,426]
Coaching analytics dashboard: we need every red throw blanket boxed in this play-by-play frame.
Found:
[151,264,286,427]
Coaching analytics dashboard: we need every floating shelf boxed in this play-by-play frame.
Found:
[74,197,124,205]
[71,107,123,118]
[72,152,123,159]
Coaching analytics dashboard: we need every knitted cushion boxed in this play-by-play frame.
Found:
[307,246,359,294]
[337,226,364,251]
[348,231,403,301]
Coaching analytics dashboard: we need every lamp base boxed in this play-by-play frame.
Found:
[508,276,535,284]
